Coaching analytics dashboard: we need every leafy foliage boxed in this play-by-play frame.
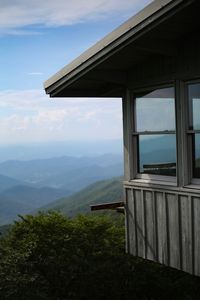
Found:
[0,212,124,299]
[0,212,200,300]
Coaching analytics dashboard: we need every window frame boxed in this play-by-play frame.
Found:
[185,79,200,187]
[126,79,200,189]
[130,83,177,185]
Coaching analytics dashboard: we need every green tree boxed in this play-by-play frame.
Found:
[1,211,200,300]
[0,212,125,300]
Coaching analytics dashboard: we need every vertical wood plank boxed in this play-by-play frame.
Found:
[180,195,193,274]
[193,197,200,276]
[167,193,181,269]
[122,90,134,181]
[135,189,145,258]
[125,186,198,276]
[126,188,137,256]
[124,188,130,254]
[144,190,157,261]
[156,192,168,265]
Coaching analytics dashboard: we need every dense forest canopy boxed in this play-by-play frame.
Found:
[0,212,200,300]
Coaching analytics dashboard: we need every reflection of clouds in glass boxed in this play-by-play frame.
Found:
[192,98,200,130]
[136,98,175,131]
[136,87,175,132]
[189,83,200,130]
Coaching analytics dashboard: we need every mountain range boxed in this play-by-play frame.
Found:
[0,177,123,234]
[0,154,123,189]
[0,184,71,225]
[39,177,123,217]
[0,154,123,225]
[0,140,123,162]
[0,135,180,226]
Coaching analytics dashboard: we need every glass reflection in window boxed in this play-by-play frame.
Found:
[138,135,176,176]
[188,83,200,178]
[136,87,175,132]
[135,86,176,177]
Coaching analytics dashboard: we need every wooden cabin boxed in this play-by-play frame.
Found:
[44,0,200,275]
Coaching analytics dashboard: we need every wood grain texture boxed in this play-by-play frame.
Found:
[193,197,200,276]
[180,195,193,274]
[126,186,200,276]
[155,192,168,265]
[165,193,181,269]
[144,190,157,261]
[135,189,146,258]
[126,189,137,255]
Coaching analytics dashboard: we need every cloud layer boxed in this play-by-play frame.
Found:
[0,89,122,144]
[0,0,152,34]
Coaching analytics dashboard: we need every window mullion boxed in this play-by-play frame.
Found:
[132,130,175,135]
[187,130,200,134]
[175,80,184,186]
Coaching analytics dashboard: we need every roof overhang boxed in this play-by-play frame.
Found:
[44,0,198,98]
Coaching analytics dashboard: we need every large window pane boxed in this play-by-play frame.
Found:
[188,83,200,130]
[192,133,200,178]
[138,134,176,176]
[136,87,175,131]
[188,83,200,179]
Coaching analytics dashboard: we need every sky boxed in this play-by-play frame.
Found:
[0,0,152,145]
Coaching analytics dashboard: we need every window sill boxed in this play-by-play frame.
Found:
[183,184,200,190]
[124,180,200,195]
[124,178,177,189]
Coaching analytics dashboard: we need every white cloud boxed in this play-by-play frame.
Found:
[0,0,152,34]
[1,114,30,131]
[0,89,122,143]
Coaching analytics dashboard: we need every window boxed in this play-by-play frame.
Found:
[127,80,200,187]
[133,86,176,179]
[187,83,200,179]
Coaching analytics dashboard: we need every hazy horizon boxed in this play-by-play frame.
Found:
[0,139,123,162]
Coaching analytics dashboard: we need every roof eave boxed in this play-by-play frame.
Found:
[44,0,193,97]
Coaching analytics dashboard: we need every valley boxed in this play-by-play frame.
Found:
[0,135,187,226]
[0,153,123,225]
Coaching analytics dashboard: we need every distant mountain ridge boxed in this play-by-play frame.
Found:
[0,174,25,193]
[1,185,70,208]
[0,185,71,225]
[0,154,123,225]
[39,177,123,217]
[0,177,123,226]
[0,140,123,162]
[0,154,123,191]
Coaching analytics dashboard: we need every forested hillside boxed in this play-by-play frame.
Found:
[39,177,123,217]
[0,154,123,225]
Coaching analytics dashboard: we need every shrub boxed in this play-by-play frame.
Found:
[0,212,125,299]
[0,211,200,300]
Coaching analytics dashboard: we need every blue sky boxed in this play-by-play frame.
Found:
[0,0,152,145]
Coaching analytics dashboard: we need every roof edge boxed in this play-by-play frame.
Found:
[44,0,186,94]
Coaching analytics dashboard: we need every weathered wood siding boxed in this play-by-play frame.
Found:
[125,185,200,276]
